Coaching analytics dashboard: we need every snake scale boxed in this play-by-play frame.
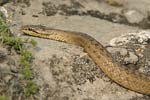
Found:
[21,25,150,95]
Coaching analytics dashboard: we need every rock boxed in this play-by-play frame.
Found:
[109,31,150,46]
[7,56,20,73]
[124,52,138,64]
[10,66,18,73]
[0,7,8,19]
[105,0,123,7]
[0,0,9,6]
[107,47,128,56]
[119,48,128,56]
[42,2,57,16]
[123,9,145,24]
[0,47,8,62]
[4,74,13,83]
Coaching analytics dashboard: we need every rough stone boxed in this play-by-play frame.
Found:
[123,9,145,23]
[0,47,8,63]
[124,52,138,64]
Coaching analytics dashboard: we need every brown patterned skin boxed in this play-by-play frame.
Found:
[21,25,150,94]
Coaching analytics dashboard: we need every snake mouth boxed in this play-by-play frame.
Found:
[20,25,51,39]
[21,25,40,35]
[21,25,49,34]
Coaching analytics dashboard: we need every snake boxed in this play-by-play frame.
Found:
[21,25,150,95]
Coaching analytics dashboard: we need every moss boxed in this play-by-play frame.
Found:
[0,12,38,97]
[21,50,32,62]
[2,37,23,52]
[105,0,123,7]
[0,96,8,100]
[25,81,39,97]
[30,38,37,47]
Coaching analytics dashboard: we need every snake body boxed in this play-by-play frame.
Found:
[21,25,150,94]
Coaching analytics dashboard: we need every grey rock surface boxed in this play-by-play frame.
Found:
[2,0,150,100]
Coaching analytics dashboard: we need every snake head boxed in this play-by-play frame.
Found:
[20,25,47,35]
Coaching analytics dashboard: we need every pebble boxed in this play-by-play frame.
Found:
[4,75,13,83]
[124,52,138,64]
[109,31,150,46]
[7,58,19,73]
[0,7,8,18]
[118,48,128,56]
[107,47,128,56]
[0,47,8,62]
[0,0,9,6]
[123,9,145,23]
